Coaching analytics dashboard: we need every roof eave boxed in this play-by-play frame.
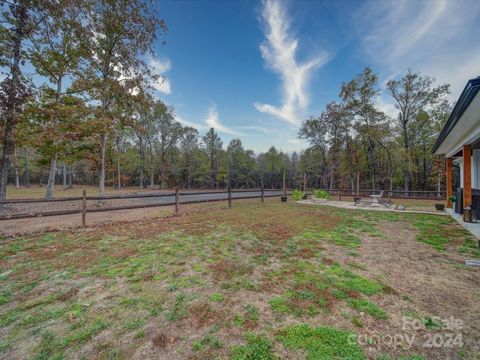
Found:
[432,77,480,154]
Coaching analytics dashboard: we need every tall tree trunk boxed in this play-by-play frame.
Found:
[149,141,154,188]
[45,155,57,199]
[139,137,144,190]
[187,159,192,189]
[210,157,215,189]
[422,145,427,190]
[216,155,221,189]
[356,171,360,196]
[62,162,67,189]
[376,139,393,196]
[0,137,12,196]
[99,133,106,203]
[24,147,30,188]
[45,77,63,199]
[14,147,20,189]
[403,126,410,192]
[160,152,166,189]
[116,135,121,189]
[369,138,376,191]
[68,164,72,187]
[403,170,409,192]
[320,147,328,189]
[0,5,26,208]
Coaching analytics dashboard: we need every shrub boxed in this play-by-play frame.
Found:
[292,190,304,201]
[448,195,456,203]
[313,189,329,199]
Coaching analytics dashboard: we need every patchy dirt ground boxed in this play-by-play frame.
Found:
[0,200,479,360]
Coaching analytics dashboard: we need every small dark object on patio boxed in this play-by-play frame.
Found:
[463,206,473,223]
[302,194,307,200]
[353,197,361,203]
[435,203,445,211]
[281,196,287,202]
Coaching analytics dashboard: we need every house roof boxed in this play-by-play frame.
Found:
[432,76,480,154]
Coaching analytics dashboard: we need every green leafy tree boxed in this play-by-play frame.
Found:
[0,0,39,206]
[386,70,449,191]
[258,146,288,189]
[151,101,184,188]
[227,139,256,188]
[130,92,155,190]
[341,67,385,190]
[77,0,166,199]
[178,127,200,189]
[299,116,329,188]
[202,128,223,188]
[29,0,87,198]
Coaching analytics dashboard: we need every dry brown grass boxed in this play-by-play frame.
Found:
[0,200,479,360]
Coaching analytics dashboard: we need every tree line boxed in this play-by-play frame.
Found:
[1,1,451,203]
[299,67,450,194]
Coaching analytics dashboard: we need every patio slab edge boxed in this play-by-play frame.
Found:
[296,200,449,216]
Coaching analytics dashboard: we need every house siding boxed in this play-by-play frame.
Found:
[474,149,480,189]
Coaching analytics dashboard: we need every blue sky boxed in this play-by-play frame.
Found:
[151,0,480,153]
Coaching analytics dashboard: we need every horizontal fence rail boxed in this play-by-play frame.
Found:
[0,189,291,222]
[0,187,444,223]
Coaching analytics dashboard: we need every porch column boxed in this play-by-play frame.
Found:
[445,157,453,208]
[463,144,472,208]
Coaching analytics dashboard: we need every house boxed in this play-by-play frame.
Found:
[432,76,480,228]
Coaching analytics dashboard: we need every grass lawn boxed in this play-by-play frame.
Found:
[1,200,479,359]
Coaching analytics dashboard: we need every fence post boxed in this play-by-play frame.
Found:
[81,189,86,227]
[175,187,179,215]
[261,186,264,203]
[228,184,232,209]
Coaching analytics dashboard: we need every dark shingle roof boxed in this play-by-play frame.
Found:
[432,76,480,153]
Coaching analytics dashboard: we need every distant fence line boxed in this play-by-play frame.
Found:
[0,188,289,223]
[0,188,444,223]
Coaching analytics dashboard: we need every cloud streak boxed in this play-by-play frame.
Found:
[205,105,243,136]
[255,0,329,126]
[148,56,172,95]
[356,0,480,96]
[176,105,243,136]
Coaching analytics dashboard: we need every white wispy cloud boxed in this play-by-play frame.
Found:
[235,125,275,134]
[175,114,208,130]
[175,105,243,136]
[255,0,329,126]
[356,0,480,97]
[205,105,243,136]
[148,56,172,95]
[375,95,398,119]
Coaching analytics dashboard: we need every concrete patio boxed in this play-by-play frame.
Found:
[446,208,480,240]
[297,199,447,216]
